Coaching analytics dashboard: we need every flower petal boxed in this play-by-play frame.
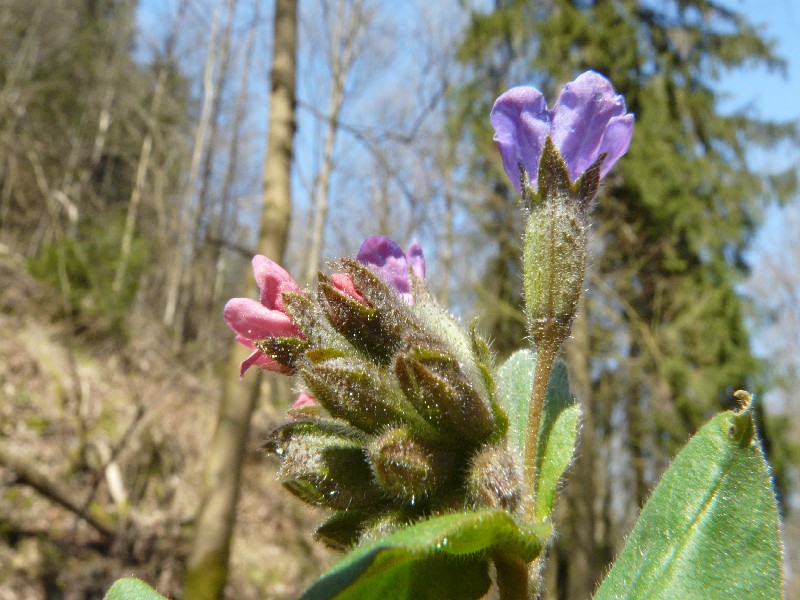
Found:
[239,349,290,378]
[407,240,425,280]
[491,86,551,191]
[292,392,318,408]
[550,71,628,180]
[331,273,366,303]
[597,113,635,178]
[357,236,411,294]
[223,297,300,340]
[252,255,302,311]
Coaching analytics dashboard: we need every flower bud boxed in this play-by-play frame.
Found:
[467,445,522,512]
[302,357,435,437]
[265,422,381,511]
[317,273,401,363]
[395,349,494,443]
[368,427,455,501]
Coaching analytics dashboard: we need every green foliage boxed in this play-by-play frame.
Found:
[532,362,580,521]
[301,509,550,600]
[27,212,149,333]
[496,350,580,521]
[103,577,168,600]
[595,408,783,599]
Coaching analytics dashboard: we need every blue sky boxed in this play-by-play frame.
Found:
[718,0,800,123]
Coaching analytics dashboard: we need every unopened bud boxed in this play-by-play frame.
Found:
[467,445,522,512]
[318,274,400,363]
[395,349,494,443]
[266,422,380,511]
[368,427,455,501]
[302,357,434,437]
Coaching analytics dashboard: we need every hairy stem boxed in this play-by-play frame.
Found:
[522,342,557,521]
[494,552,530,600]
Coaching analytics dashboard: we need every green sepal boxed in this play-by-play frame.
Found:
[303,357,437,438]
[103,578,168,600]
[594,408,783,600]
[318,274,399,364]
[368,427,456,500]
[395,349,494,444]
[537,136,572,203]
[272,426,381,511]
[315,510,373,552]
[254,335,308,370]
[467,445,522,512]
[336,259,412,335]
[301,509,551,600]
[284,292,354,355]
[575,153,605,207]
[263,418,367,455]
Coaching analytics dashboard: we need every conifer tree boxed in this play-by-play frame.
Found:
[455,0,797,595]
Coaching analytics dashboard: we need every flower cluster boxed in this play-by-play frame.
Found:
[224,236,516,549]
[223,71,634,553]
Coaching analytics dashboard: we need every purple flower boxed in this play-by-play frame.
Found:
[357,236,425,303]
[490,71,634,192]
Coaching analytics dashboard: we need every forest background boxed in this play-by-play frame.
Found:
[2,0,800,598]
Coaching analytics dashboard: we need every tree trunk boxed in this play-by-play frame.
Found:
[183,0,298,597]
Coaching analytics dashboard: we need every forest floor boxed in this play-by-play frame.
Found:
[0,248,334,599]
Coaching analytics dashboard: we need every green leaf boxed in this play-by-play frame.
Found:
[496,352,580,519]
[301,509,550,600]
[533,361,580,520]
[594,409,783,600]
[496,349,536,459]
[103,578,169,600]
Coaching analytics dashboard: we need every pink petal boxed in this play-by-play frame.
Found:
[331,273,366,303]
[239,349,291,378]
[223,298,301,340]
[252,255,302,311]
[292,392,318,409]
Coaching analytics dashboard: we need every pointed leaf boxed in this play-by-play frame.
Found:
[496,349,536,459]
[594,409,783,600]
[301,509,549,600]
[533,361,580,520]
[103,578,168,600]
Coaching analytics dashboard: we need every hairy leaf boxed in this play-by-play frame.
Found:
[301,509,549,600]
[594,409,783,600]
[103,578,168,600]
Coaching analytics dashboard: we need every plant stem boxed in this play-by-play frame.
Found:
[494,553,530,600]
[522,342,557,521]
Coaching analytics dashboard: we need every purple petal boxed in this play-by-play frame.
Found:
[550,71,628,180]
[490,86,551,191]
[252,255,301,311]
[597,113,635,178]
[357,236,412,294]
[407,240,426,280]
[223,297,299,341]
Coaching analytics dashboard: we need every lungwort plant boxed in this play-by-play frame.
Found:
[107,71,783,600]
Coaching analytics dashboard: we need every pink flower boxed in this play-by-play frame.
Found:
[223,255,304,378]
